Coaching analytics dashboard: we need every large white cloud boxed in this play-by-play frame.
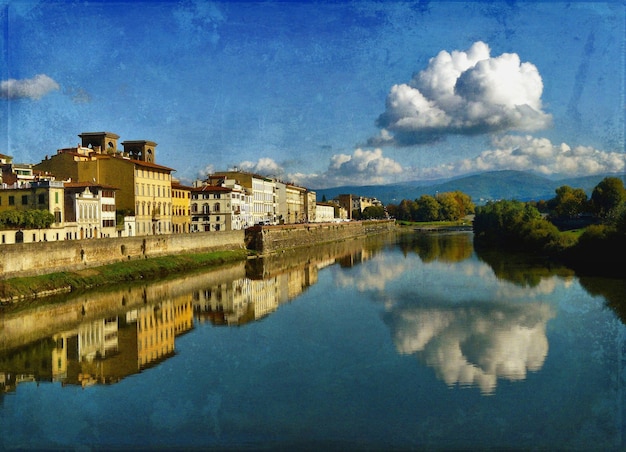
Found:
[371,41,552,146]
[0,74,60,100]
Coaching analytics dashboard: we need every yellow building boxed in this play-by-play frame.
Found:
[0,180,64,223]
[285,184,306,224]
[171,180,191,234]
[34,132,174,236]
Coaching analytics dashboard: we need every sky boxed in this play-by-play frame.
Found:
[0,0,624,189]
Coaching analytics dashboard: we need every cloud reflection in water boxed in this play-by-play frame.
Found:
[386,300,555,395]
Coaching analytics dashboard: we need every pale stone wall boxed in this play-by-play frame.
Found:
[0,230,244,279]
[245,220,396,254]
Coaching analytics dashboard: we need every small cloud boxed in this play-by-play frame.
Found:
[371,41,552,146]
[198,164,215,179]
[66,87,92,104]
[0,74,60,100]
[290,148,405,188]
[238,157,285,177]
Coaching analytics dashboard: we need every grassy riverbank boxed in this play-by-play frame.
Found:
[0,249,252,303]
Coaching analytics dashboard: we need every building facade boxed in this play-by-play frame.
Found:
[171,181,191,234]
[34,132,174,236]
[63,181,118,239]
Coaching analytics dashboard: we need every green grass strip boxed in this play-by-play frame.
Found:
[0,249,252,302]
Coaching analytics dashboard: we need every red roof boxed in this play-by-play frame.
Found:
[64,181,119,190]
[191,185,233,193]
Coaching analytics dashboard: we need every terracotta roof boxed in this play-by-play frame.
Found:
[172,181,193,190]
[64,181,119,190]
[191,185,233,193]
[122,156,174,172]
[55,149,174,171]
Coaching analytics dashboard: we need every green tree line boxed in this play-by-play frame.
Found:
[386,191,475,222]
[473,176,626,275]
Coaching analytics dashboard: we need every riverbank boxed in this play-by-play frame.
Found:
[0,249,250,304]
[0,220,397,303]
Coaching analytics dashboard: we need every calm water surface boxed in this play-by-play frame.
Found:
[1,232,624,450]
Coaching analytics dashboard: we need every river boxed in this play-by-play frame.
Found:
[1,231,624,450]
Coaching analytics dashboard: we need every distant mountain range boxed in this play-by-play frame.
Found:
[313,170,625,205]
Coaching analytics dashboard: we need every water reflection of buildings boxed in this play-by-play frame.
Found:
[1,234,390,394]
[193,266,318,326]
[1,298,194,390]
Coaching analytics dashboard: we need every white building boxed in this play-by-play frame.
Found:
[64,181,118,239]
[314,202,335,222]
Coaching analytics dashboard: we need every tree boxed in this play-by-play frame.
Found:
[451,190,475,218]
[414,195,439,221]
[0,209,55,229]
[362,205,385,219]
[590,177,626,219]
[437,192,462,221]
[473,200,541,242]
[549,185,588,218]
[396,199,416,221]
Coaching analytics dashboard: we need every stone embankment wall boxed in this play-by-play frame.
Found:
[0,221,396,280]
[245,220,397,254]
[0,230,244,280]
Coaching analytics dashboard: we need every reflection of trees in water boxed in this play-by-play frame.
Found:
[384,299,555,395]
[577,276,626,325]
[474,244,575,287]
[398,232,473,263]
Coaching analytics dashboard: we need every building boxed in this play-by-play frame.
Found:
[0,179,66,243]
[34,132,174,236]
[171,180,192,234]
[314,202,335,222]
[285,183,307,224]
[63,181,118,239]
[190,179,250,232]
[206,174,254,228]
[336,194,382,219]
[211,171,277,225]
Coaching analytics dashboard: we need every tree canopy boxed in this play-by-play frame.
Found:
[0,209,56,230]
[387,191,475,222]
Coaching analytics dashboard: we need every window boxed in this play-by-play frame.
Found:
[21,195,28,205]
[38,194,45,204]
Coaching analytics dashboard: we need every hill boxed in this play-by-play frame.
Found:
[314,170,620,205]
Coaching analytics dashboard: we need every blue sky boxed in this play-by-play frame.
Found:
[0,1,624,189]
